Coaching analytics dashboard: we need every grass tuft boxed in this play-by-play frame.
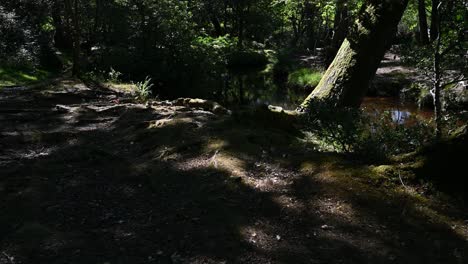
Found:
[287,68,323,88]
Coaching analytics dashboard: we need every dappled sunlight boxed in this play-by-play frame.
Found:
[2,0,467,262]
[1,77,466,263]
[240,225,275,249]
[313,197,358,224]
[175,151,248,179]
[204,138,229,152]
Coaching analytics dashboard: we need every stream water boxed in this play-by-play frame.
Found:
[221,79,434,124]
[361,97,433,124]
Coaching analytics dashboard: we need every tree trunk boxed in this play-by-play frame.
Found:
[65,0,81,76]
[432,6,442,140]
[418,0,430,44]
[304,1,316,50]
[299,0,409,109]
[430,0,439,42]
[327,0,350,64]
[52,0,70,50]
[211,16,223,37]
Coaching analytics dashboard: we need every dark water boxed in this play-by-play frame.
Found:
[361,97,434,124]
[220,70,434,124]
[225,79,434,124]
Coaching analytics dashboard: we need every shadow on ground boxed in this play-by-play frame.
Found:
[0,79,467,264]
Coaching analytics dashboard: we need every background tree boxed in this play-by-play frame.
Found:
[418,0,430,44]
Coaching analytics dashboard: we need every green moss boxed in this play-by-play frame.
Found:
[301,39,356,109]
[0,66,52,87]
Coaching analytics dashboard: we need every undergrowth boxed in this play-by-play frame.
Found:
[302,100,435,162]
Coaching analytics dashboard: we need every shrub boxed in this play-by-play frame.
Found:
[303,101,434,162]
[135,76,154,101]
[107,67,122,83]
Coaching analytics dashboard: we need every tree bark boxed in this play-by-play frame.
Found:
[327,0,350,64]
[52,0,70,50]
[432,5,442,140]
[304,1,316,50]
[299,0,409,109]
[430,0,440,41]
[418,0,430,44]
[65,0,81,76]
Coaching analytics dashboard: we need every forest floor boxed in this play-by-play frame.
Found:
[0,78,467,264]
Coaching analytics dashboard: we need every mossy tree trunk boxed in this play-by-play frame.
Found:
[300,0,409,109]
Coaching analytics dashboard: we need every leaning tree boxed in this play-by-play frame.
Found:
[300,0,409,109]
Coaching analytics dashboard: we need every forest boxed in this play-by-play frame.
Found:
[0,0,467,263]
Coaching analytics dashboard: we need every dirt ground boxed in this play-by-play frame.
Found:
[0,79,467,264]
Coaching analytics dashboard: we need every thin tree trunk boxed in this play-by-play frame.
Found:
[52,0,69,50]
[238,75,244,104]
[65,0,81,76]
[299,0,409,109]
[418,0,430,44]
[304,0,316,50]
[432,6,442,140]
[211,16,223,36]
[430,0,440,41]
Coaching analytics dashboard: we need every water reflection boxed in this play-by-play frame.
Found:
[361,97,433,124]
[219,73,433,124]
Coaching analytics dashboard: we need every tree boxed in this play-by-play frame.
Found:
[300,0,410,109]
[418,0,430,44]
[430,1,467,139]
[64,0,81,76]
[430,0,439,41]
[327,0,351,63]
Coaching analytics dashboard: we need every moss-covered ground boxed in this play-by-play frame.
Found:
[0,66,53,87]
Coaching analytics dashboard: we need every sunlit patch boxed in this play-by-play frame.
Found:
[240,226,271,248]
[147,117,198,129]
[250,176,289,192]
[313,197,356,223]
[175,152,247,178]
[272,195,306,213]
[204,139,228,152]
[300,161,317,174]
[208,152,247,177]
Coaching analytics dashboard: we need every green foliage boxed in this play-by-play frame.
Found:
[107,68,122,83]
[304,101,434,161]
[135,76,154,101]
[287,68,323,88]
[401,1,467,77]
[40,16,55,32]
